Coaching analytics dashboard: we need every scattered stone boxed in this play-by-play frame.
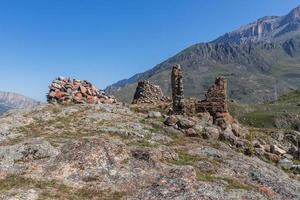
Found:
[264,152,281,162]
[171,64,185,114]
[283,153,294,160]
[147,111,162,118]
[219,129,237,145]
[263,145,271,153]
[270,144,287,155]
[277,158,293,170]
[185,128,197,137]
[196,112,213,125]
[202,127,220,140]
[132,80,168,104]
[164,115,178,127]
[231,123,241,137]
[47,77,116,105]
[177,118,195,129]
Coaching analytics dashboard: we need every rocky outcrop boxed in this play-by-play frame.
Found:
[47,77,116,105]
[171,64,185,114]
[132,80,168,104]
[0,103,299,199]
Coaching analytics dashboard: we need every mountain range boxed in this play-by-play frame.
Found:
[106,5,300,104]
[0,91,39,115]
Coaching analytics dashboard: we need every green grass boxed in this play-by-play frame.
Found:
[229,90,300,129]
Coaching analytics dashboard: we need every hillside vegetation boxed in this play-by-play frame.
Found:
[230,90,300,129]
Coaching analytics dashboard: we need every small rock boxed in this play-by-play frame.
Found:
[177,118,195,129]
[185,128,197,137]
[283,154,294,160]
[164,115,178,126]
[219,129,237,145]
[194,124,204,133]
[264,152,281,162]
[263,145,271,153]
[277,158,293,170]
[270,144,287,155]
[231,123,241,137]
[202,127,220,140]
[148,111,162,118]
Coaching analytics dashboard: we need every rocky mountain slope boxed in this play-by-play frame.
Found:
[0,91,39,115]
[106,5,300,104]
[0,103,299,199]
[0,105,10,116]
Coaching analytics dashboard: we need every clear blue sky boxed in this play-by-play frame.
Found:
[0,0,299,101]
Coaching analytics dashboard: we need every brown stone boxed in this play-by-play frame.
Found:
[171,64,185,114]
[197,77,233,129]
[47,77,116,105]
[132,80,167,104]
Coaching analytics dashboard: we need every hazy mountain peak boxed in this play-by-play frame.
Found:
[214,5,300,43]
[0,91,39,110]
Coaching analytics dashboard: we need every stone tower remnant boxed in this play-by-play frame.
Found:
[197,77,231,129]
[132,80,166,104]
[171,64,185,114]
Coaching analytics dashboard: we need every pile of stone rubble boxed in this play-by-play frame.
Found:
[47,77,117,104]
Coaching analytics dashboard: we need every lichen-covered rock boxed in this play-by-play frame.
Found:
[0,103,299,200]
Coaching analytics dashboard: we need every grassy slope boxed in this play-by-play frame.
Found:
[229,90,300,129]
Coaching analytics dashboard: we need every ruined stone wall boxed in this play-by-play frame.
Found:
[132,80,167,104]
[171,64,185,114]
[197,77,230,129]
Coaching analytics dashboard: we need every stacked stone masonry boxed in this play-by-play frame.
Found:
[171,64,185,114]
[132,80,168,104]
[197,77,230,129]
[47,77,116,104]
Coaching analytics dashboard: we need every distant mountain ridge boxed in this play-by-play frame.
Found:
[106,5,300,103]
[0,91,39,115]
[214,5,300,43]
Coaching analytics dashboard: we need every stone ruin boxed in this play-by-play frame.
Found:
[47,77,117,105]
[197,77,232,129]
[132,80,168,104]
[130,64,233,129]
[171,64,185,114]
